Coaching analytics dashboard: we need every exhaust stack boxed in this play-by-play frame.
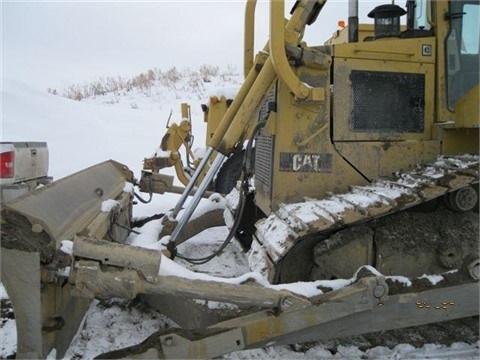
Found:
[348,0,359,43]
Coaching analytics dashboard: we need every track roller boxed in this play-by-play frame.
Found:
[445,185,478,212]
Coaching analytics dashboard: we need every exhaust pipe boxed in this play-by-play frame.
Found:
[348,0,359,43]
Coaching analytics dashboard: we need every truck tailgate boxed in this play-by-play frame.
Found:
[0,142,49,185]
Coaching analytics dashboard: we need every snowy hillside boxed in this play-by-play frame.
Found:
[2,66,242,181]
[1,71,479,359]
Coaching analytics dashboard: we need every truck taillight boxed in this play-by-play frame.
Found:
[0,151,15,178]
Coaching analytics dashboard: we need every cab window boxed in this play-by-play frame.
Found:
[446,1,479,109]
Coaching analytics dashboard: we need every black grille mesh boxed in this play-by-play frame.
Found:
[351,70,425,133]
[254,83,277,198]
[255,135,274,197]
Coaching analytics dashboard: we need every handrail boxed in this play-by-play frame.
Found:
[216,0,319,154]
[270,0,328,102]
[270,0,310,100]
[244,0,257,78]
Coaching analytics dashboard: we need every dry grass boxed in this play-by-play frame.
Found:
[51,64,237,101]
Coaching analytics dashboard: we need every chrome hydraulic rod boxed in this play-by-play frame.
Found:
[171,146,215,218]
[169,153,226,244]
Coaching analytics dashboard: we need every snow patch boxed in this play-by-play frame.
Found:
[60,240,74,255]
[0,316,17,357]
[46,348,57,359]
[387,275,412,287]
[207,87,239,104]
[337,193,379,208]
[423,166,445,179]
[0,283,9,299]
[364,182,409,199]
[123,182,134,194]
[58,266,71,278]
[128,218,165,248]
[224,187,240,213]
[419,273,444,285]
[194,147,206,159]
[154,149,171,158]
[173,193,226,225]
[247,240,269,278]
[101,199,120,212]
[159,253,346,298]
[255,215,298,262]
[396,173,425,188]
[194,299,239,310]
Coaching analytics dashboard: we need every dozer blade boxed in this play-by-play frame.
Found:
[1,160,134,359]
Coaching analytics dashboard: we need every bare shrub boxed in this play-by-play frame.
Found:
[89,79,107,96]
[131,73,153,90]
[158,66,182,87]
[223,64,238,76]
[57,64,236,101]
[199,64,219,82]
[105,76,127,95]
[185,70,205,98]
[221,64,240,81]
[62,84,85,101]
[147,69,156,81]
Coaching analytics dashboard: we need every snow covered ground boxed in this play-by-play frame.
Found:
[1,73,479,359]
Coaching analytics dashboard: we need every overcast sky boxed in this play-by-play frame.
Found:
[2,0,388,91]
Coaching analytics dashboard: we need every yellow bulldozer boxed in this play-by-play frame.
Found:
[1,0,479,358]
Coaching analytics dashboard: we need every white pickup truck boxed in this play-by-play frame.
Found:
[0,142,52,202]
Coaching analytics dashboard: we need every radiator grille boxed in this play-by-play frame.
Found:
[255,135,274,198]
[254,82,277,198]
[350,70,425,133]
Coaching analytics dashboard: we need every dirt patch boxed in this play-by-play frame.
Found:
[372,204,478,276]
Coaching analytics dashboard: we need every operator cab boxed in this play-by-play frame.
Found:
[350,0,479,111]
[444,0,479,109]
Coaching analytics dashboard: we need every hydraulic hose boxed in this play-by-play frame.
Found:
[173,119,266,265]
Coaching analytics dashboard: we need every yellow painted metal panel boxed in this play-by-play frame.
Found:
[454,85,480,129]
[333,37,436,64]
[441,128,480,156]
[334,141,440,180]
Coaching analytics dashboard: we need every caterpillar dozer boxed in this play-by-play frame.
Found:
[1,0,479,358]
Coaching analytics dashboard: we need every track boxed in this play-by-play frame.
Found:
[242,154,479,284]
